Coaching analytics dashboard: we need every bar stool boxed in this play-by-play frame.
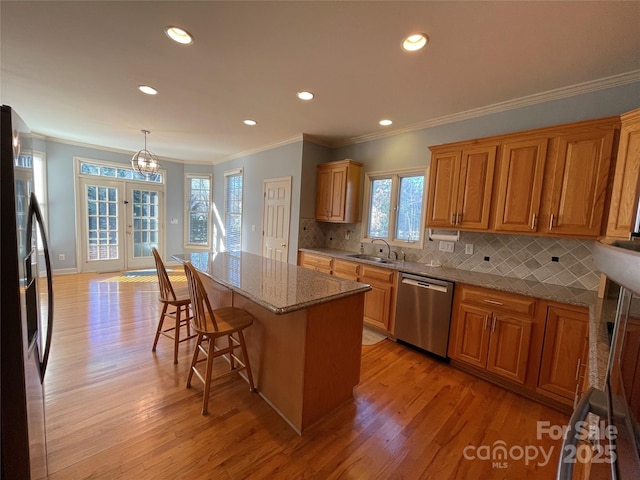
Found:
[151,248,195,364]
[183,261,256,415]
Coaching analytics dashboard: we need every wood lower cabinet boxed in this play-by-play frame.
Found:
[358,264,396,333]
[537,304,589,405]
[450,285,535,385]
[426,144,497,230]
[315,159,362,223]
[332,259,360,281]
[298,252,396,334]
[298,251,333,274]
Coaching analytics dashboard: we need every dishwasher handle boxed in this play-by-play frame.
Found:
[401,277,449,293]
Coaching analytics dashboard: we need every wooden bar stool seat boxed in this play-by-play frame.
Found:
[184,262,256,415]
[151,248,196,364]
[183,261,256,415]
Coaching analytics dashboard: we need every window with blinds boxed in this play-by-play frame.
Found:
[185,174,212,247]
[224,168,243,252]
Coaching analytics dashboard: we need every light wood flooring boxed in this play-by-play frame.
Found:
[45,272,568,479]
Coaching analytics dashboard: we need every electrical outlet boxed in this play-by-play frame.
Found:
[439,241,454,253]
[465,244,474,255]
[58,254,65,261]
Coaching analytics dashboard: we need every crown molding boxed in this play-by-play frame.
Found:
[37,135,190,164]
[334,70,640,147]
[218,134,305,163]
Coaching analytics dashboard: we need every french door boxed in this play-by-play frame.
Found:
[78,178,164,272]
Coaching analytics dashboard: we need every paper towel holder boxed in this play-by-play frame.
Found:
[428,229,460,242]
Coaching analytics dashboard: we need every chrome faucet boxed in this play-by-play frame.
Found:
[371,238,391,259]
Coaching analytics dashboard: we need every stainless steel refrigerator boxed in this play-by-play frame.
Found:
[1,105,54,478]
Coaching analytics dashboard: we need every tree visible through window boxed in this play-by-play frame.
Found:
[365,169,426,247]
[186,175,211,247]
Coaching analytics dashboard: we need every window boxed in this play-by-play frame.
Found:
[363,168,427,248]
[185,174,212,248]
[79,159,164,183]
[224,168,243,252]
[32,151,48,251]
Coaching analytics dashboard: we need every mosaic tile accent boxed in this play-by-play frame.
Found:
[298,218,601,291]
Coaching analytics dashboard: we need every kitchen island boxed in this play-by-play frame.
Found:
[172,251,371,434]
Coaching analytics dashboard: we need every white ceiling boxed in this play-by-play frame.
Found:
[2,1,639,164]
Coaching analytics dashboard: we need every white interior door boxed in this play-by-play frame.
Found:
[125,184,163,269]
[262,176,291,263]
[79,178,125,272]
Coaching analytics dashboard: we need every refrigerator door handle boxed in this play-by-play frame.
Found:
[26,192,54,378]
[556,387,608,480]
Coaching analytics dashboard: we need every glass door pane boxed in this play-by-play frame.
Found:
[126,184,163,269]
[79,178,125,272]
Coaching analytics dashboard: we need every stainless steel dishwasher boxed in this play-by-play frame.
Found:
[394,272,454,358]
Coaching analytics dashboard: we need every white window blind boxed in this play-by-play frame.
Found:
[224,168,243,252]
[185,174,212,247]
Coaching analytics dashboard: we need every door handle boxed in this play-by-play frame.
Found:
[281,243,286,247]
[491,315,497,333]
[530,213,537,230]
[483,315,489,330]
[549,213,555,231]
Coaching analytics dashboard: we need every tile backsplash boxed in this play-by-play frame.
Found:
[298,217,601,291]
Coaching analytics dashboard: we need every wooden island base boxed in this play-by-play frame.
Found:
[203,275,366,434]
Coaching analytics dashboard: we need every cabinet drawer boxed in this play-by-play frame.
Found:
[300,253,333,269]
[359,264,395,284]
[459,285,536,318]
[333,259,360,278]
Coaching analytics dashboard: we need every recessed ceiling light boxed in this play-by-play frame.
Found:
[165,26,193,45]
[402,33,428,52]
[243,119,257,126]
[297,91,314,101]
[138,85,158,95]
[379,119,393,126]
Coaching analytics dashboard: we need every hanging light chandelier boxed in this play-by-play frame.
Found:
[131,129,160,177]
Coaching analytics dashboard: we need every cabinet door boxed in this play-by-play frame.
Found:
[486,314,532,384]
[426,151,461,227]
[451,303,491,369]
[607,110,640,238]
[546,129,614,236]
[328,165,348,221]
[538,306,588,400]
[362,281,392,331]
[315,168,332,220]
[493,138,548,232]
[456,145,497,229]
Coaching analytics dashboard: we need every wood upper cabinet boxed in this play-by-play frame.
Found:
[449,285,535,385]
[493,138,548,233]
[537,304,589,403]
[315,159,362,223]
[607,108,640,238]
[543,127,616,237]
[427,144,498,230]
[426,144,497,229]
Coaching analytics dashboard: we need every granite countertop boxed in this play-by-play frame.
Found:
[172,251,371,315]
[300,246,611,389]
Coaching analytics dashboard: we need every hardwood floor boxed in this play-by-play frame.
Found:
[45,272,568,479]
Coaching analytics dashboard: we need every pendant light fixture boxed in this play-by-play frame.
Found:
[131,129,160,177]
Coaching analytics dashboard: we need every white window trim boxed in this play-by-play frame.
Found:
[361,166,428,250]
[223,167,244,252]
[75,156,166,184]
[184,173,212,249]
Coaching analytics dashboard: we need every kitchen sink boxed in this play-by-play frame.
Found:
[346,254,394,264]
